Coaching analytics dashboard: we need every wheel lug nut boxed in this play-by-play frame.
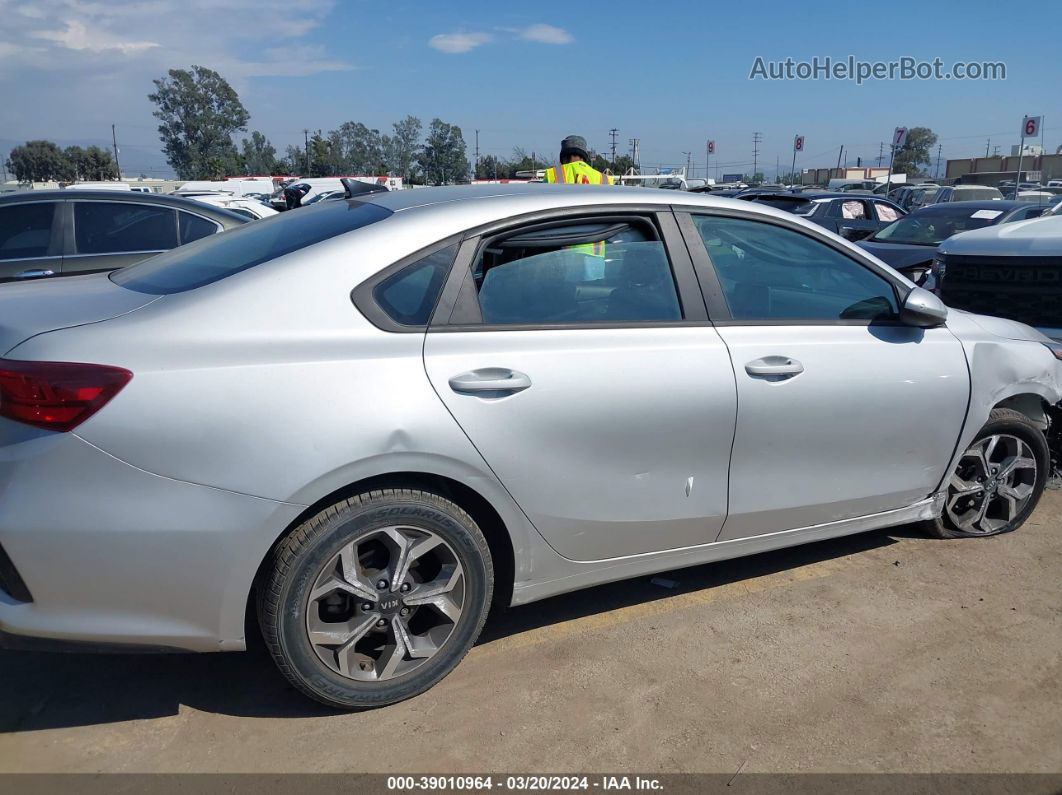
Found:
[376,618,387,627]
[377,579,388,590]
[400,582,411,592]
[361,602,372,611]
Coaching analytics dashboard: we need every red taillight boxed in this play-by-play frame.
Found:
[0,359,132,432]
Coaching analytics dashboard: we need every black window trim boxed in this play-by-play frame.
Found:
[429,207,708,332]
[674,205,912,327]
[351,234,462,333]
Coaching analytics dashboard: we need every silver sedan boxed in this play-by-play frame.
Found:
[1,185,1060,708]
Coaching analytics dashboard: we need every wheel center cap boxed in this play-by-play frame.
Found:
[377,594,403,615]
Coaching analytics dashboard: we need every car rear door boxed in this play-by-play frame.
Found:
[421,209,737,562]
[677,209,968,540]
[0,200,63,282]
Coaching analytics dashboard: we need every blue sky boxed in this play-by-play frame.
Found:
[0,0,1057,179]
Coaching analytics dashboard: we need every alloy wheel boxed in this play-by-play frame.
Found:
[305,526,465,681]
[945,434,1038,535]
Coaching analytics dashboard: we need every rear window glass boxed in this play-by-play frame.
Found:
[112,200,392,294]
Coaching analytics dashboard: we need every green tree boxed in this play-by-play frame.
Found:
[149,65,249,180]
[418,118,470,185]
[331,122,386,174]
[387,115,422,182]
[506,147,544,178]
[892,127,937,178]
[6,140,69,181]
[613,155,635,175]
[240,131,277,175]
[475,154,509,179]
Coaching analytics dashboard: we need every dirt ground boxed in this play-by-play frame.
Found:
[1,491,1059,775]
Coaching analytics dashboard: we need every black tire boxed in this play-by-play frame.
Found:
[259,488,493,709]
[925,408,1050,539]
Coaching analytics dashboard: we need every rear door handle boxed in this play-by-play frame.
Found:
[745,356,804,378]
[448,368,532,395]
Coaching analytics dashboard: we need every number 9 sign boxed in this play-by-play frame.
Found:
[1022,116,1041,138]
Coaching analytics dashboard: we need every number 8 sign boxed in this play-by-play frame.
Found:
[793,135,804,152]
[1022,116,1041,138]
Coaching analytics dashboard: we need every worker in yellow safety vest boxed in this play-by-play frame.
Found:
[544,135,616,185]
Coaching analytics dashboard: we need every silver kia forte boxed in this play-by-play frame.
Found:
[1,185,1060,708]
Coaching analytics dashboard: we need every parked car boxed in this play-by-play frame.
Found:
[188,194,279,220]
[857,200,1052,287]
[0,190,248,282]
[929,185,1004,204]
[936,214,1062,342]
[744,191,906,241]
[906,185,941,211]
[1,185,1059,709]
[828,179,879,193]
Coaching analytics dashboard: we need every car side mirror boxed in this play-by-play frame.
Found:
[901,287,948,327]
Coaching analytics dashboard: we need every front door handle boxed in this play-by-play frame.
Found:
[745,356,804,378]
[448,368,532,395]
[16,269,56,280]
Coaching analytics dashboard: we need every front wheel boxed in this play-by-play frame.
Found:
[926,408,1049,539]
[259,488,493,709]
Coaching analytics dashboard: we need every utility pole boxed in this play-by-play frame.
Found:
[877,141,884,167]
[985,138,991,158]
[609,128,619,170]
[752,131,762,181]
[303,129,310,175]
[935,143,943,179]
[628,138,640,173]
[775,155,780,182]
[474,129,480,177]
[111,124,122,180]
[683,151,691,178]
[836,144,844,171]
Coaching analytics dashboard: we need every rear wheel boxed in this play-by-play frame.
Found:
[926,408,1049,539]
[259,488,493,708]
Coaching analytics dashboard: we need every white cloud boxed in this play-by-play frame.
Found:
[519,24,573,45]
[31,20,159,54]
[429,32,493,54]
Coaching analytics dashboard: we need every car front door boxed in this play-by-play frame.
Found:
[0,200,63,282]
[678,210,969,540]
[422,211,738,562]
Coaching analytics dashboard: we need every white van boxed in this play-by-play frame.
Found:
[64,182,132,191]
[175,178,276,198]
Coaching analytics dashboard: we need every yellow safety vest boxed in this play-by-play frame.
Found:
[544,161,615,185]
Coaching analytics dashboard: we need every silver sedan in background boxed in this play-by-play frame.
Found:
[1,185,1059,708]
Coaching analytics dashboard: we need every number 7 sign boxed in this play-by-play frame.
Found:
[893,127,908,148]
[1021,116,1041,138]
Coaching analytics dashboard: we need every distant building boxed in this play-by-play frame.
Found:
[946,152,1062,186]
[1011,144,1043,157]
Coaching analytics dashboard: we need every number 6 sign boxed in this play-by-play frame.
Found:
[893,127,908,148]
[1022,116,1041,138]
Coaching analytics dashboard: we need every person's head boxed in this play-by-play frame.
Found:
[559,135,590,165]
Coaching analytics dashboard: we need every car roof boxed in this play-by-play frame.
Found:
[0,189,249,224]
[341,183,829,233]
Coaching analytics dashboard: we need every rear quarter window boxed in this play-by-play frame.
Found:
[112,200,392,294]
